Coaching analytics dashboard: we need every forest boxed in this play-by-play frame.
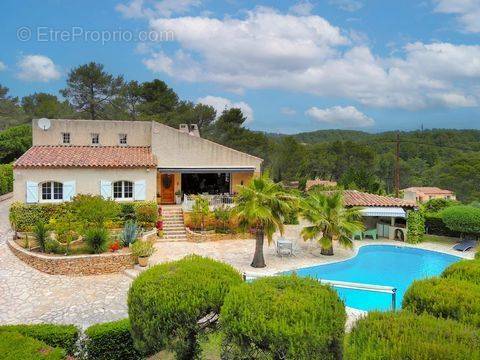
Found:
[1,62,479,202]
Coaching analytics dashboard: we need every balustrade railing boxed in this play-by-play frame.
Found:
[182,194,235,211]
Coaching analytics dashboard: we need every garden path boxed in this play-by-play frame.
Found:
[0,198,131,328]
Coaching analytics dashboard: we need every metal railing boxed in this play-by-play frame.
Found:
[182,194,235,211]
[243,272,397,311]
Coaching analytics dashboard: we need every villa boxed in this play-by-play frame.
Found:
[13,119,262,205]
[402,186,456,203]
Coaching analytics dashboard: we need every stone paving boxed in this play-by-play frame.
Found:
[0,197,475,330]
[0,198,131,329]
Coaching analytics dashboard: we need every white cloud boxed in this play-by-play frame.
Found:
[306,106,374,128]
[0,61,5,71]
[197,95,254,122]
[17,55,61,82]
[434,0,480,33]
[142,7,480,110]
[329,0,364,12]
[116,0,201,18]
[281,107,297,116]
[289,1,315,16]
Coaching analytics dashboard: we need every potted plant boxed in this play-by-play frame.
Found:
[131,240,156,267]
[175,190,183,205]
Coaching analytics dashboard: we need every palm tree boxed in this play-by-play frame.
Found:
[234,174,297,268]
[301,191,364,256]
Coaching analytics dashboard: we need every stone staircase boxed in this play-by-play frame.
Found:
[161,205,187,241]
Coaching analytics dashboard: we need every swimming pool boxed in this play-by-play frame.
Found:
[290,245,460,311]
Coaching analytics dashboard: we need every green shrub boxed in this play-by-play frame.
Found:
[9,202,67,232]
[442,259,480,285]
[406,210,425,244]
[191,196,210,231]
[476,249,480,260]
[0,331,65,360]
[128,255,242,358]
[220,275,346,360]
[403,277,480,328]
[134,201,157,229]
[423,198,458,213]
[34,221,48,252]
[84,319,141,360]
[84,227,109,254]
[120,203,136,222]
[44,238,62,254]
[71,194,119,229]
[344,311,480,360]
[424,212,460,237]
[441,205,480,236]
[130,240,155,258]
[0,323,79,355]
[0,163,13,196]
[213,205,231,232]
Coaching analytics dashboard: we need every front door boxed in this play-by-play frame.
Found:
[161,174,175,204]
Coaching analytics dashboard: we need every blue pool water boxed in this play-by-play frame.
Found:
[290,245,460,311]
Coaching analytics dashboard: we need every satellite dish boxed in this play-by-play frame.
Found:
[37,118,51,131]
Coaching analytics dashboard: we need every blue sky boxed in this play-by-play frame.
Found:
[1,0,479,133]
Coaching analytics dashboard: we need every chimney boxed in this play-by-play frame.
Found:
[189,124,200,137]
[179,124,189,134]
[179,123,200,137]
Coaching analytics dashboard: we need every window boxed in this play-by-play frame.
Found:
[91,133,100,145]
[119,133,127,145]
[113,181,133,199]
[62,132,70,144]
[41,181,63,201]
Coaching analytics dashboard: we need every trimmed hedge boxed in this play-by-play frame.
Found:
[128,255,242,358]
[9,202,68,232]
[441,205,480,235]
[84,319,141,360]
[0,163,13,196]
[220,275,346,360]
[442,259,480,286]
[424,212,460,237]
[0,323,79,355]
[344,311,480,360]
[0,331,66,360]
[403,277,480,328]
[133,201,158,229]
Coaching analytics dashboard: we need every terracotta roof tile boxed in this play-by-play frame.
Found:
[402,187,454,195]
[14,146,157,169]
[340,190,415,208]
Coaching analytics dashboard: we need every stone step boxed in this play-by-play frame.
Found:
[123,265,147,279]
[163,234,187,239]
[163,230,186,235]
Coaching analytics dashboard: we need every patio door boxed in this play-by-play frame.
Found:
[161,174,175,204]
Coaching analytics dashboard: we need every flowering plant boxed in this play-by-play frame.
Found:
[109,239,120,252]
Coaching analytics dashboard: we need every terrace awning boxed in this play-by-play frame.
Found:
[158,166,255,173]
[360,207,406,218]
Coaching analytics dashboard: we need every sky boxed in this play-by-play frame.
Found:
[0,0,480,134]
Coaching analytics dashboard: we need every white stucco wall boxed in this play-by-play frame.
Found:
[14,167,156,203]
[32,119,152,147]
[151,122,263,172]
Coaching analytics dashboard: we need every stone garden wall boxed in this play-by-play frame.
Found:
[8,238,134,276]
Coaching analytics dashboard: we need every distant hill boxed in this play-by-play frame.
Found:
[267,128,480,152]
